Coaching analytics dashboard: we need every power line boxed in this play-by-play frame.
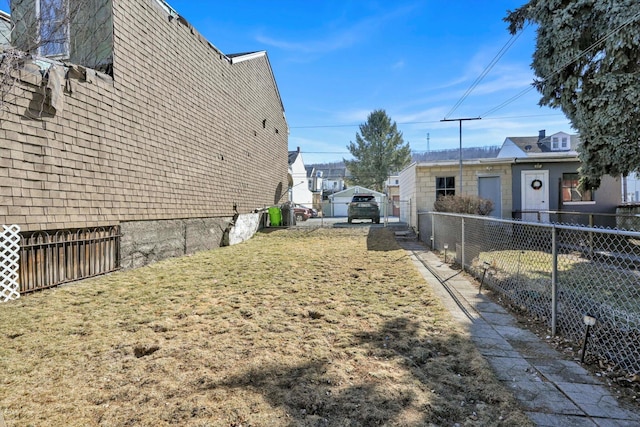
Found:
[440,117,481,194]
[480,10,640,118]
[294,12,640,135]
[481,86,536,118]
[445,28,525,119]
[289,113,564,130]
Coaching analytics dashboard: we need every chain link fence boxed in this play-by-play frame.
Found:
[419,212,640,376]
[512,209,638,230]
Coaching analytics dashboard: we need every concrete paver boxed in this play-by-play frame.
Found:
[397,237,640,427]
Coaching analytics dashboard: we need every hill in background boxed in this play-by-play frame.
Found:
[309,146,501,171]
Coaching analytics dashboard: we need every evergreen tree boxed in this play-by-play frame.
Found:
[505,0,640,188]
[344,110,411,192]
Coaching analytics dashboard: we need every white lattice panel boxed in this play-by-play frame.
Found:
[1,225,21,302]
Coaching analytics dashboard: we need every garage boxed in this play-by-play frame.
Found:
[328,186,385,217]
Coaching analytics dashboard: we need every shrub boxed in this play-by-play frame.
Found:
[433,195,494,215]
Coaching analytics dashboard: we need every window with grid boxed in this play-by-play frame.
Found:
[562,173,593,202]
[37,0,69,58]
[436,176,455,198]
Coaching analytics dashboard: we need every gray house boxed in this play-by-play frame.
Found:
[498,130,621,226]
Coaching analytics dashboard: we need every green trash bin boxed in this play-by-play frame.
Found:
[268,206,282,227]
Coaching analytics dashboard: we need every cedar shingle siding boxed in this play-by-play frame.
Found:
[2,0,288,267]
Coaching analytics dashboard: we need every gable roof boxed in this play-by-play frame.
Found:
[315,167,348,179]
[329,185,384,199]
[288,150,300,165]
[508,134,579,154]
[498,132,579,159]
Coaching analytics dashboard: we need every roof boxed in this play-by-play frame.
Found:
[314,167,349,179]
[228,51,265,62]
[329,185,384,199]
[498,131,580,159]
[413,157,514,168]
[288,150,299,165]
[507,134,580,154]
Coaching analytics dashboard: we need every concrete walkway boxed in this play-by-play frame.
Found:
[398,237,640,427]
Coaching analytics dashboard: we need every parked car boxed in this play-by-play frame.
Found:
[348,194,380,224]
[293,205,312,221]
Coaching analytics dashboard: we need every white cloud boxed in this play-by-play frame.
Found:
[255,3,419,56]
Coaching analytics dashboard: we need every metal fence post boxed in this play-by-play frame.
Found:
[588,214,594,258]
[461,217,465,270]
[551,225,558,336]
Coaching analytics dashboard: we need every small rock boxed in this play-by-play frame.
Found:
[133,344,160,358]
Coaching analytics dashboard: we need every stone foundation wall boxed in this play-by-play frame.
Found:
[120,212,262,269]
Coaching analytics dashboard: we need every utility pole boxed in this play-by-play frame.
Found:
[440,117,481,194]
[426,132,430,153]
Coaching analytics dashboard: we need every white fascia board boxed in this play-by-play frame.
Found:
[229,51,267,64]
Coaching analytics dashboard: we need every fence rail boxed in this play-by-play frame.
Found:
[512,209,640,230]
[419,211,640,376]
[19,226,121,293]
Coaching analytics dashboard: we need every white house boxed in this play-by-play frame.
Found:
[314,166,348,197]
[288,147,313,206]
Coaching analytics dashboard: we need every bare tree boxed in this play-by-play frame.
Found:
[0,0,113,113]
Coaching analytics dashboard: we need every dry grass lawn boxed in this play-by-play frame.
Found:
[0,227,533,426]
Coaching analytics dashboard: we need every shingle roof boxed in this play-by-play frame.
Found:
[507,134,580,154]
[316,168,348,178]
[288,150,299,165]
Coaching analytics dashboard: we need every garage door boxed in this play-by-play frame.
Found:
[332,198,349,217]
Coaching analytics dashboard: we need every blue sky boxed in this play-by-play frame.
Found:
[164,0,575,164]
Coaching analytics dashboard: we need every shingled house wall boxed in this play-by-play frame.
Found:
[1,0,289,267]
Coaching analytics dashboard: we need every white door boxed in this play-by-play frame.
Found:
[521,170,549,222]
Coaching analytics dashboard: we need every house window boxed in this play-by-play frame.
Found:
[561,137,568,149]
[552,137,559,150]
[562,173,593,202]
[436,176,455,197]
[37,0,69,58]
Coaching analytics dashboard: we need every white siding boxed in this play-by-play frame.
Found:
[290,154,313,206]
[399,163,417,226]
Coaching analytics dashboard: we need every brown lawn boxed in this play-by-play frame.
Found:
[0,227,532,426]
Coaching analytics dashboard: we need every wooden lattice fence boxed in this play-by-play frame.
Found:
[1,224,21,302]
